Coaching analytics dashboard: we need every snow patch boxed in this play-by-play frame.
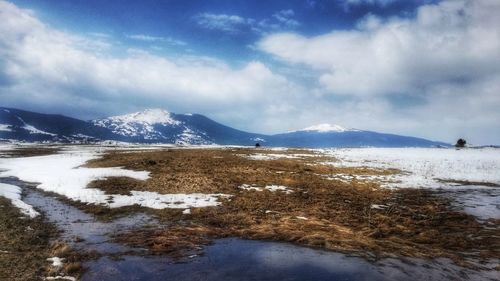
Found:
[13,116,57,136]
[44,277,77,281]
[47,257,64,267]
[0,150,230,209]
[0,124,12,132]
[242,153,307,161]
[296,123,356,133]
[22,124,57,136]
[239,184,293,194]
[176,127,212,145]
[252,137,266,142]
[0,183,39,218]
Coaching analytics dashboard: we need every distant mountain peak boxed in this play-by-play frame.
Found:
[1,107,449,147]
[298,123,353,133]
[106,108,180,125]
[91,108,184,138]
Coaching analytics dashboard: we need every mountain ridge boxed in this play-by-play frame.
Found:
[0,107,450,147]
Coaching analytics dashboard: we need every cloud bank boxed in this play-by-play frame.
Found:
[258,0,500,143]
[0,1,299,128]
[0,0,499,144]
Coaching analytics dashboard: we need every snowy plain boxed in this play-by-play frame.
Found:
[0,145,230,210]
[321,147,500,189]
[0,145,499,220]
[320,147,500,220]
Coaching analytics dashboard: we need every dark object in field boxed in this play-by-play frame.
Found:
[147,160,157,165]
[455,138,466,148]
[255,143,261,148]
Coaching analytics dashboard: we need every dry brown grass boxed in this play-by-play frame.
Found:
[83,148,499,267]
[0,197,57,280]
[0,146,60,158]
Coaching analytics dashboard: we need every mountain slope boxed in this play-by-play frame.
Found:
[268,129,448,148]
[0,107,119,142]
[91,109,267,145]
[1,107,450,147]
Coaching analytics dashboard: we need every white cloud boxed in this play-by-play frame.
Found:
[194,11,300,34]
[344,0,397,6]
[259,0,500,96]
[272,10,300,28]
[0,1,298,124]
[0,0,499,144]
[257,0,500,144]
[126,34,187,46]
[194,13,251,33]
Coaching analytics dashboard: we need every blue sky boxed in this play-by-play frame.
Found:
[0,0,499,144]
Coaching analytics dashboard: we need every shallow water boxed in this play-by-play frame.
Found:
[1,176,155,254]
[83,238,498,281]
[441,186,500,220]
[0,176,498,281]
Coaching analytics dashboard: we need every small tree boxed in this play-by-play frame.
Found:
[255,142,261,148]
[455,138,466,148]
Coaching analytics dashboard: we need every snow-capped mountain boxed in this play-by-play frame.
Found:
[267,123,448,148]
[0,107,450,147]
[92,109,190,143]
[294,123,359,133]
[91,109,266,145]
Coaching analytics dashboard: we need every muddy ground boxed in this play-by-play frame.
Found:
[80,148,499,268]
[0,196,84,280]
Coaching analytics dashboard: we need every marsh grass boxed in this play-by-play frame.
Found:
[80,148,500,267]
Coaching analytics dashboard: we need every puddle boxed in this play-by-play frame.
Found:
[0,176,497,281]
[439,186,500,220]
[0,176,156,254]
[83,238,498,281]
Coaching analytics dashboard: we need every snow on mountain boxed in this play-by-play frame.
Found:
[92,109,214,144]
[92,109,182,139]
[107,108,180,125]
[16,115,57,136]
[176,127,209,145]
[297,123,356,133]
[1,107,450,147]
[0,124,12,132]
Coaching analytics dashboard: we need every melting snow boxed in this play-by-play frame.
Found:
[0,183,39,218]
[321,148,500,189]
[0,149,230,209]
[242,153,312,161]
[47,257,64,267]
[44,277,77,281]
[239,184,293,194]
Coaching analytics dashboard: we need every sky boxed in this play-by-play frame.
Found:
[0,0,499,144]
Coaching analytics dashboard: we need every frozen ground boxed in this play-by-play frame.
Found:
[321,147,500,188]
[0,146,230,210]
[321,147,500,220]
